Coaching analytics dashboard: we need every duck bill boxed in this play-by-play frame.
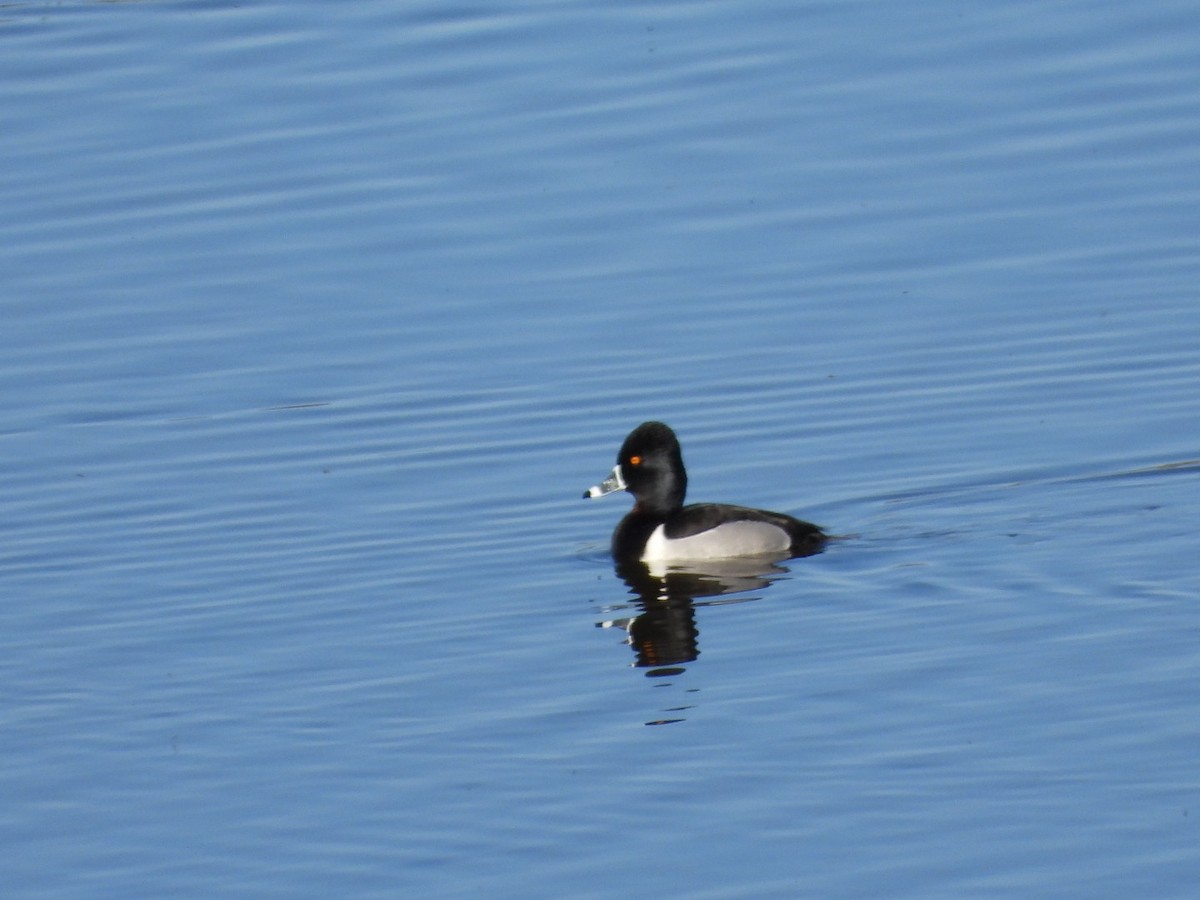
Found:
[584,465,626,499]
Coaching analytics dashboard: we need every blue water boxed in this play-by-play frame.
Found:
[2,1,1198,897]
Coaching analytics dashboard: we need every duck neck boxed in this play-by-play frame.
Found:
[637,467,686,517]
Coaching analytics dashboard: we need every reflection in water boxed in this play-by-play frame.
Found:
[597,557,800,725]
[597,556,793,675]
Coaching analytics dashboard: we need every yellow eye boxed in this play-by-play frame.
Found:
[629,455,642,466]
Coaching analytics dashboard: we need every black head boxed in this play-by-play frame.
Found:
[617,421,688,515]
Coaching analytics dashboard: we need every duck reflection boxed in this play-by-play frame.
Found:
[597,556,794,676]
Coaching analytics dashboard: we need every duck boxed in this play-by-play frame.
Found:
[584,421,825,563]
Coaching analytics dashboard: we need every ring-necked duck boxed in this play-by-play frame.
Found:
[584,421,826,563]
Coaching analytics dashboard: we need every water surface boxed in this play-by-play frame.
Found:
[2,1,1198,897]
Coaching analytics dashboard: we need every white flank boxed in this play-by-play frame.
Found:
[641,520,791,561]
